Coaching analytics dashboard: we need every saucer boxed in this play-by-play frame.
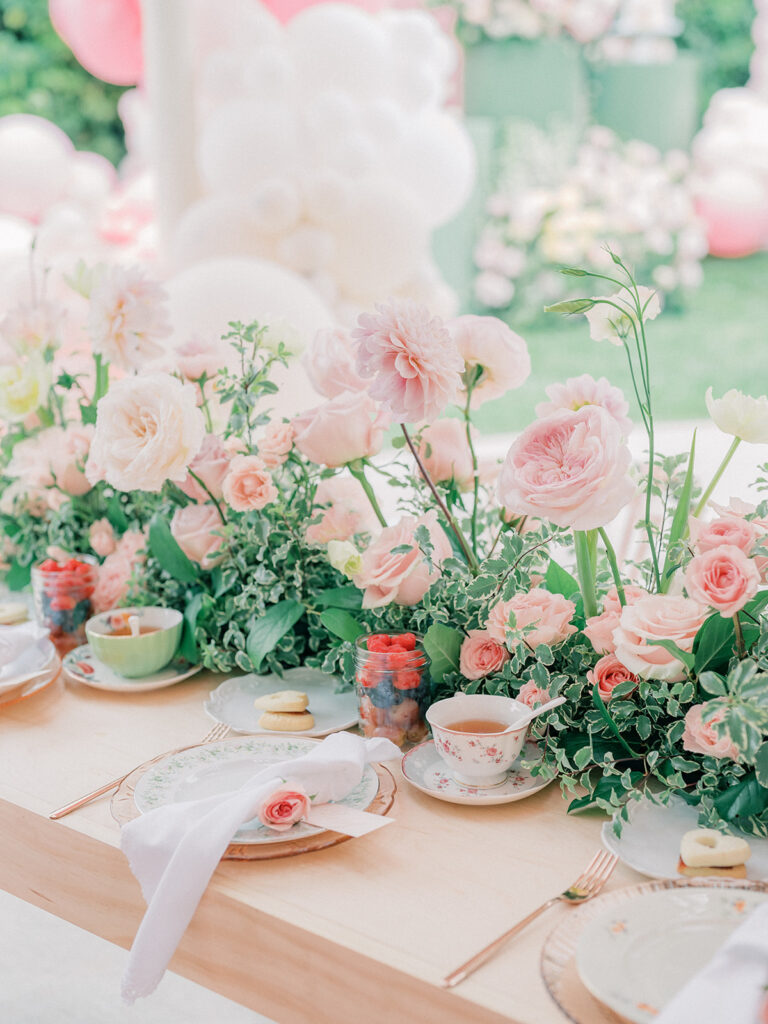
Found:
[401,739,553,805]
[63,644,202,692]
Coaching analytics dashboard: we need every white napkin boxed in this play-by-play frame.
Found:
[0,622,50,681]
[120,731,400,1003]
[656,900,768,1023]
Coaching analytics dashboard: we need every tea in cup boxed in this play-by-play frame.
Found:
[85,606,183,678]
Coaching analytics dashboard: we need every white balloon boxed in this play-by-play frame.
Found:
[171,195,277,269]
[243,45,296,103]
[0,115,73,221]
[276,225,335,274]
[65,152,116,212]
[391,59,444,111]
[301,170,355,227]
[192,0,282,57]
[360,99,405,149]
[249,179,302,235]
[200,50,248,107]
[0,213,34,256]
[304,90,358,138]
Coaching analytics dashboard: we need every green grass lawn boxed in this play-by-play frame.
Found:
[474,253,768,434]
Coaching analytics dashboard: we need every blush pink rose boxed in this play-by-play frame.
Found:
[689,514,759,557]
[587,654,638,701]
[535,374,632,437]
[89,518,116,557]
[257,421,295,469]
[459,630,510,680]
[497,406,636,531]
[682,704,740,761]
[293,391,387,468]
[487,589,576,649]
[447,314,531,408]
[178,434,231,502]
[354,510,452,609]
[222,455,278,512]
[91,530,146,613]
[170,504,224,567]
[417,418,476,491]
[584,585,649,654]
[517,680,552,709]
[175,334,224,382]
[613,595,707,682]
[683,544,760,617]
[302,326,367,399]
[257,783,310,832]
[306,476,378,544]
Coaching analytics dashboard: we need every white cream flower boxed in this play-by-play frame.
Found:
[87,265,172,370]
[0,356,50,422]
[327,540,362,580]
[87,373,205,493]
[584,285,661,345]
[705,388,768,444]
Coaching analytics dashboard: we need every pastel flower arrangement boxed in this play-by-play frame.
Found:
[447,0,620,44]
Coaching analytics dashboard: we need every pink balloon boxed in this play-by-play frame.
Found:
[49,0,143,85]
[263,0,394,23]
[695,196,768,258]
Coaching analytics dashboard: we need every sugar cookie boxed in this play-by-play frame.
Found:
[677,828,750,878]
[253,689,309,713]
[259,710,315,732]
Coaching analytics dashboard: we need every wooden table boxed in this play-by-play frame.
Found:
[0,670,643,1024]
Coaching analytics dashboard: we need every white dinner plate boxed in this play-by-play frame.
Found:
[602,794,768,881]
[63,644,202,692]
[0,625,56,695]
[204,668,358,736]
[575,885,768,1022]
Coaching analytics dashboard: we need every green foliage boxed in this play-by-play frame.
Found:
[678,0,756,116]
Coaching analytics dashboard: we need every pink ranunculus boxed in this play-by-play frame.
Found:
[257,421,295,470]
[535,374,632,438]
[306,476,378,545]
[89,518,116,557]
[170,504,225,568]
[302,326,368,399]
[517,680,552,710]
[682,704,740,761]
[256,782,310,833]
[497,406,636,531]
[222,455,278,513]
[292,390,387,468]
[583,585,649,654]
[587,654,638,702]
[354,510,452,609]
[613,594,707,682]
[459,630,510,680]
[175,334,224,383]
[683,544,760,618]
[178,434,231,503]
[417,418,476,491]
[487,589,577,649]
[353,300,464,423]
[91,530,146,613]
[447,314,531,408]
[688,514,759,557]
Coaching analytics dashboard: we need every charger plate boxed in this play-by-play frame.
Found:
[540,877,768,1024]
[112,734,396,861]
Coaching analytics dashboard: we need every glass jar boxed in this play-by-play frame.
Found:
[32,556,98,655]
[355,632,431,748]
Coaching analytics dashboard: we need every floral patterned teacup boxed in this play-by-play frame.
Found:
[426,693,531,787]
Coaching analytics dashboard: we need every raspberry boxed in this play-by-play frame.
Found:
[39,559,59,573]
[386,651,411,669]
[398,633,417,651]
[387,643,407,653]
[394,670,422,691]
[356,669,377,689]
[366,635,390,653]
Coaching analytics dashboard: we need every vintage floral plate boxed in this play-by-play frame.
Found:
[401,739,552,805]
[63,644,201,692]
[601,794,768,881]
[204,668,358,736]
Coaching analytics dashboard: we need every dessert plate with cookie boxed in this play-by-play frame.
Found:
[204,667,359,737]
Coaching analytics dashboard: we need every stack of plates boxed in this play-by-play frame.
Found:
[0,623,60,706]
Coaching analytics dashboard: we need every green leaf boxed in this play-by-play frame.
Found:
[314,586,363,610]
[713,771,768,826]
[660,430,696,593]
[573,746,593,769]
[544,298,595,315]
[544,558,580,600]
[698,670,727,697]
[319,608,363,643]
[148,514,198,584]
[559,267,588,277]
[80,403,97,426]
[755,743,768,788]
[592,685,643,759]
[106,494,129,533]
[245,600,306,671]
[423,623,463,683]
[180,592,204,662]
[653,639,695,672]
[390,435,407,450]
[4,559,31,591]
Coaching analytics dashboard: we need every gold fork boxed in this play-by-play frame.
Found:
[49,721,231,820]
[443,849,618,988]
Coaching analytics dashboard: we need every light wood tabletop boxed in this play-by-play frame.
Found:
[0,669,643,1024]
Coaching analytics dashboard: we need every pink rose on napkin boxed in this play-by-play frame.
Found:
[587,653,638,702]
[459,630,510,680]
[683,544,760,618]
[257,783,310,833]
[682,704,740,761]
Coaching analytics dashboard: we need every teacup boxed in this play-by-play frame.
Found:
[426,692,532,787]
[85,606,183,678]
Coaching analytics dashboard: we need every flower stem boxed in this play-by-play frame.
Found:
[733,612,746,659]
[574,530,598,618]
[93,354,109,404]
[188,469,227,525]
[348,463,387,529]
[401,424,479,574]
[693,437,741,517]
[463,389,480,558]
[598,527,625,606]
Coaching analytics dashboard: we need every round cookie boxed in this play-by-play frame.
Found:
[259,710,315,733]
[253,689,309,713]
[0,602,29,626]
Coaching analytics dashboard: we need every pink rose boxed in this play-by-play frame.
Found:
[178,434,231,503]
[417,418,475,491]
[170,504,224,567]
[487,589,577,649]
[7,424,93,496]
[257,783,310,832]
[689,514,759,557]
[683,545,760,617]
[302,326,367,399]
[587,654,638,702]
[354,510,452,609]
[306,476,378,544]
[222,455,277,512]
[459,630,510,680]
[682,704,740,761]
[613,594,707,682]
[497,407,636,531]
[710,500,768,581]
[447,314,531,408]
[176,334,224,382]
[584,585,649,654]
[257,421,295,470]
[92,530,146,613]
[89,518,116,558]
[353,300,464,423]
[517,680,552,709]
[293,391,387,468]
[535,374,632,437]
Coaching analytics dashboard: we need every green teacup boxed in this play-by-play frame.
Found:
[85,607,183,678]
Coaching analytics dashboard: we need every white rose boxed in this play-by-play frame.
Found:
[327,540,362,580]
[88,373,205,493]
[705,387,768,444]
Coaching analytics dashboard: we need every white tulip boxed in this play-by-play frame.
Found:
[705,387,768,444]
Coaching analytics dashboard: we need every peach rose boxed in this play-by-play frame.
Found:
[517,680,552,709]
[487,589,577,649]
[170,504,224,567]
[448,314,531,408]
[613,594,707,682]
[257,421,295,470]
[587,654,638,701]
[178,434,230,503]
[459,630,510,680]
[682,704,740,761]
[683,545,760,618]
[89,518,116,558]
[306,476,378,544]
[417,418,476,491]
[302,326,367,399]
[222,455,277,512]
[91,530,146,613]
[584,585,649,654]
[354,510,452,608]
[176,334,224,382]
[292,391,387,468]
[689,514,759,557]
[257,783,310,832]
